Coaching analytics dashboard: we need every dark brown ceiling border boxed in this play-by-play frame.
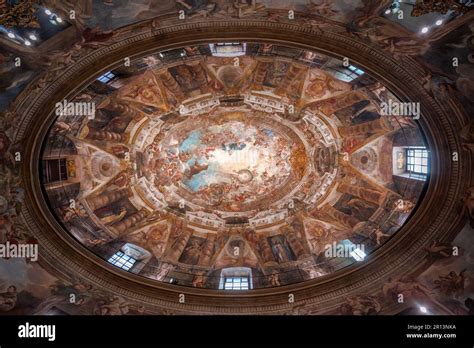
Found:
[12,18,470,314]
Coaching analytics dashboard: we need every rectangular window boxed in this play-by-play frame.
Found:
[406,147,428,176]
[348,65,365,76]
[97,71,116,84]
[330,65,365,82]
[210,43,246,57]
[43,159,68,183]
[223,276,250,290]
[108,251,137,271]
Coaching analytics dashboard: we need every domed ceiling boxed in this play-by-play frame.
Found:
[41,42,427,289]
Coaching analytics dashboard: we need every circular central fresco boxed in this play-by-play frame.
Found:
[40,42,428,290]
[143,114,305,212]
[137,111,311,217]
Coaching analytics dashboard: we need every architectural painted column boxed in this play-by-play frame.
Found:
[158,69,184,99]
[337,183,387,206]
[284,228,308,259]
[110,208,149,235]
[339,117,391,137]
[251,59,271,90]
[274,64,304,96]
[167,228,193,261]
[321,204,360,228]
[86,128,126,142]
[198,233,217,266]
[258,235,276,264]
[189,62,210,93]
[317,91,365,116]
[103,98,142,119]
[87,188,131,211]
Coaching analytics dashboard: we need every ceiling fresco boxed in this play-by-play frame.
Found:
[0,0,472,321]
[41,43,427,289]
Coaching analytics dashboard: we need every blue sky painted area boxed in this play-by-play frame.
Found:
[179,130,208,191]
[185,162,219,192]
[179,128,250,192]
[179,130,201,152]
